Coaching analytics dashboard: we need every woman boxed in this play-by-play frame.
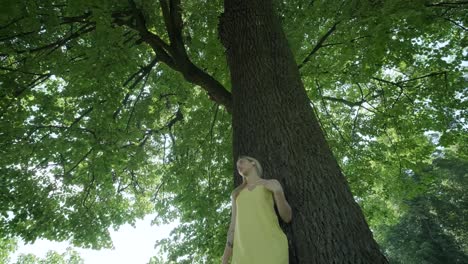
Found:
[222,155,292,264]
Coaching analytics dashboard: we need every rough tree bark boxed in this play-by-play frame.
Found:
[219,0,389,263]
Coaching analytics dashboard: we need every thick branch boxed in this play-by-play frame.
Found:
[159,0,185,56]
[20,2,232,113]
[125,0,232,112]
[113,4,174,67]
[181,65,233,112]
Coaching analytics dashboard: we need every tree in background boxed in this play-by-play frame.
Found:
[0,238,84,264]
[377,153,468,263]
[13,248,83,264]
[0,0,466,263]
[0,238,17,264]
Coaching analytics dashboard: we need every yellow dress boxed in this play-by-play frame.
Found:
[232,185,288,264]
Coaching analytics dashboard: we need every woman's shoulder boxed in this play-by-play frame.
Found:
[264,178,280,184]
[231,183,246,199]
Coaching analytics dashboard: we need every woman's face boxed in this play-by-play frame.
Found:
[236,158,255,176]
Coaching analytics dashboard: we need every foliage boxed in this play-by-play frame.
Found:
[13,247,84,264]
[0,0,466,262]
[376,153,468,263]
[0,238,84,264]
[0,238,18,264]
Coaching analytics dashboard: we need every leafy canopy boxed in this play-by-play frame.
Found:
[0,0,466,262]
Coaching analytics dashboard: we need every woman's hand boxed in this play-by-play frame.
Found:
[261,179,284,194]
[261,179,293,223]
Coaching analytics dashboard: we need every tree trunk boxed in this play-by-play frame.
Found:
[219,0,389,263]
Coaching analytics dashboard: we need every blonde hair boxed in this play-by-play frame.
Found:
[237,155,263,178]
[231,155,264,198]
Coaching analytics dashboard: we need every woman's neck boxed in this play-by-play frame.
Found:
[245,174,262,185]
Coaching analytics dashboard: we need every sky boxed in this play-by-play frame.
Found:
[10,214,179,264]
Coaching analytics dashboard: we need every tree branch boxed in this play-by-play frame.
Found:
[130,169,145,194]
[123,0,232,112]
[159,0,185,56]
[120,105,185,149]
[322,96,364,107]
[30,125,97,140]
[316,80,351,147]
[22,1,233,113]
[372,77,415,107]
[60,12,92,25]
[0,66,49,76]
[320,35,371,48]
[70,107,95,128]
[64,147,94,177]
[298,22,338,69]
[321,84,383,108]
[0,16,26,30]
[82,171,96,209]
[15,22,96,55]
[444,17,468,31]
[123,57,159,87]
[425,1,468,8]
[207,103,220,142]
[126,65,154,131]
[0,30,36,42]
[113,57,159,120]
[150,181,165,202]
[372,71,447,87]
[4,74,52,102]
[116,0,174,66]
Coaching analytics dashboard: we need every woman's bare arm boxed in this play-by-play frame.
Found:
[263,179,293,223]
[222,185,244,264]
[226,193,237,247]
[273,188,292,223]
